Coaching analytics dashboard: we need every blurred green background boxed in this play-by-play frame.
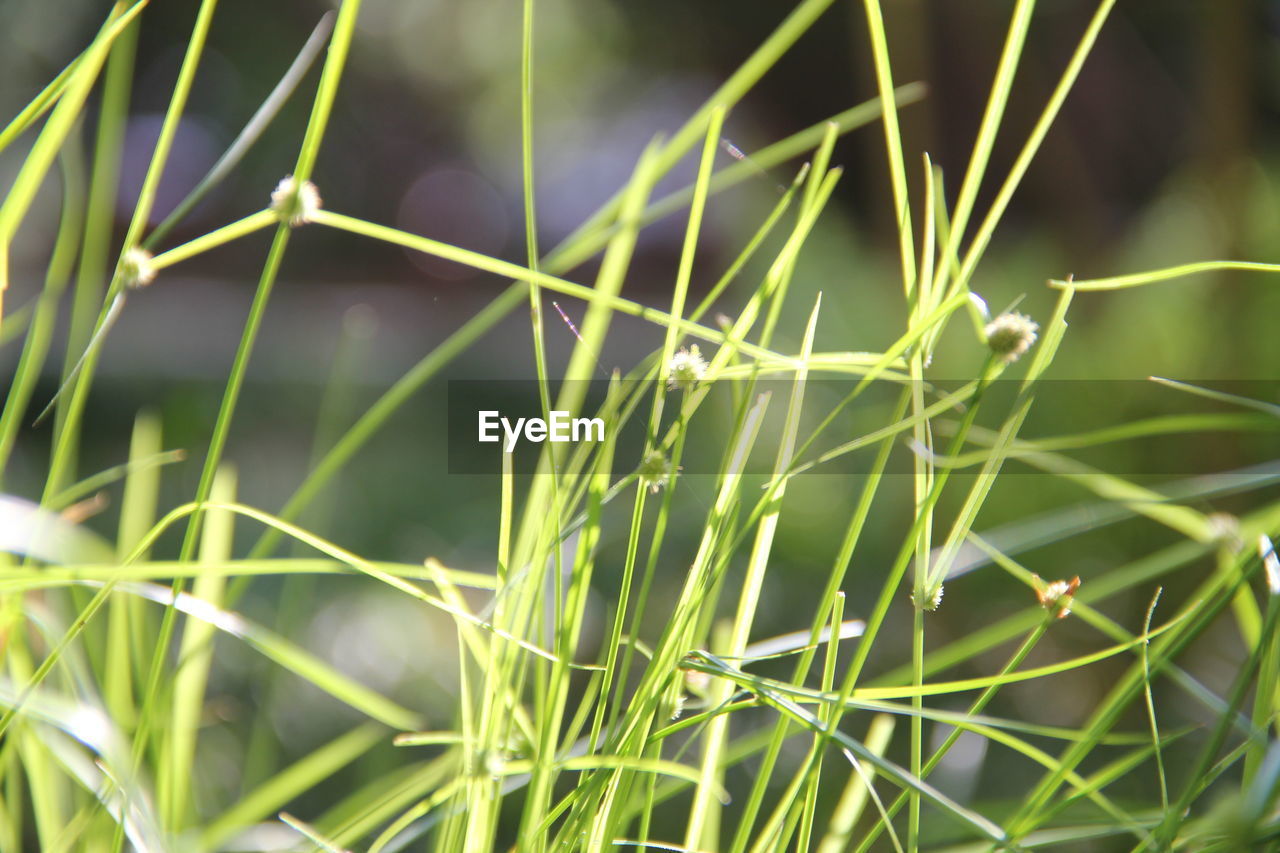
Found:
[2,0,1279,843]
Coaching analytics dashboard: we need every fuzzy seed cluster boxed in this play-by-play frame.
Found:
[984,312,1039,363]
[271,175,322,226]
[667,344,707,392]
[638,451,674,494]
[120,247,156,289]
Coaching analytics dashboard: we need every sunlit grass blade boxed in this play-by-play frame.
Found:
[1148,376,1280,418]
[1052,260,1280,291]
[107,577,421,729]
[686,653,1009,843]
[160,467,235,831]
[687,293,820,849]
[0,0,148,320]
[198,725,384,851]
[0,143,85,463]
[31,291,125,427]
[54,5,138,455]
[818,715,899,853]
[280,811,353,853]
[858,0,915,295]
[949,0,1118,298]
[932,0,1036,299]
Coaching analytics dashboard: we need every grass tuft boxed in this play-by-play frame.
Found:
[0,2,1276,851]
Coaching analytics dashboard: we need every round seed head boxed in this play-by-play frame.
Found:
[667,344,707,392]
[120,247,156,289]
[984,312,1039,363]
[638,450,674,494]
[911,584,944,612]
[271,175,322,226]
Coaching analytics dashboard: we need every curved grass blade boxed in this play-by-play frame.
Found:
[133,500,579,667]
[1052,260,1280,291]
[280,812,352,853]
[685,653,1009,843]
[102,579,422,730]
[47,448,187,511]
[1148,376,1280,419]
[940,459,1280,581]
[0,1,149,321]
[0,558,491,592]
[142,12,335,249]
[31,292,125,427]
[0,681,167,853]
[0,493,114,563]
[687,606,1186,703]
[0,141,87,467]
[33,206,277,428]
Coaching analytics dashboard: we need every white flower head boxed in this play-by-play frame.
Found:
[270,175,322,226]
[984,312,1039,363]
[667,344,707,392]
[120,247,156,289]
[638,450,675,494]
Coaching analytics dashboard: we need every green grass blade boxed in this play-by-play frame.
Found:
[199,725,384,851]
[143,13,335,249]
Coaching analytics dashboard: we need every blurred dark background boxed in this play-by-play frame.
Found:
[2,1,1279,843]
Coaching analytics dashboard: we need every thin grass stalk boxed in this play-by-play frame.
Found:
[858,0,916,296]
[999,548,1262,846]
[0,2,145,322]
[1152,585,1280,847]
[121,8,363,846]
[729,387,909,853]
[105,411,164,732]
[0,145,86,478]
[930,0,1036,300]
[142,12,335,250]
[854,620,1051,852]
[554,0,841,252]
[579,396,771,848]
[54,12,138,457]
[946,0,1118,306]
[476,143,663,852]
[160,467,235,830]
